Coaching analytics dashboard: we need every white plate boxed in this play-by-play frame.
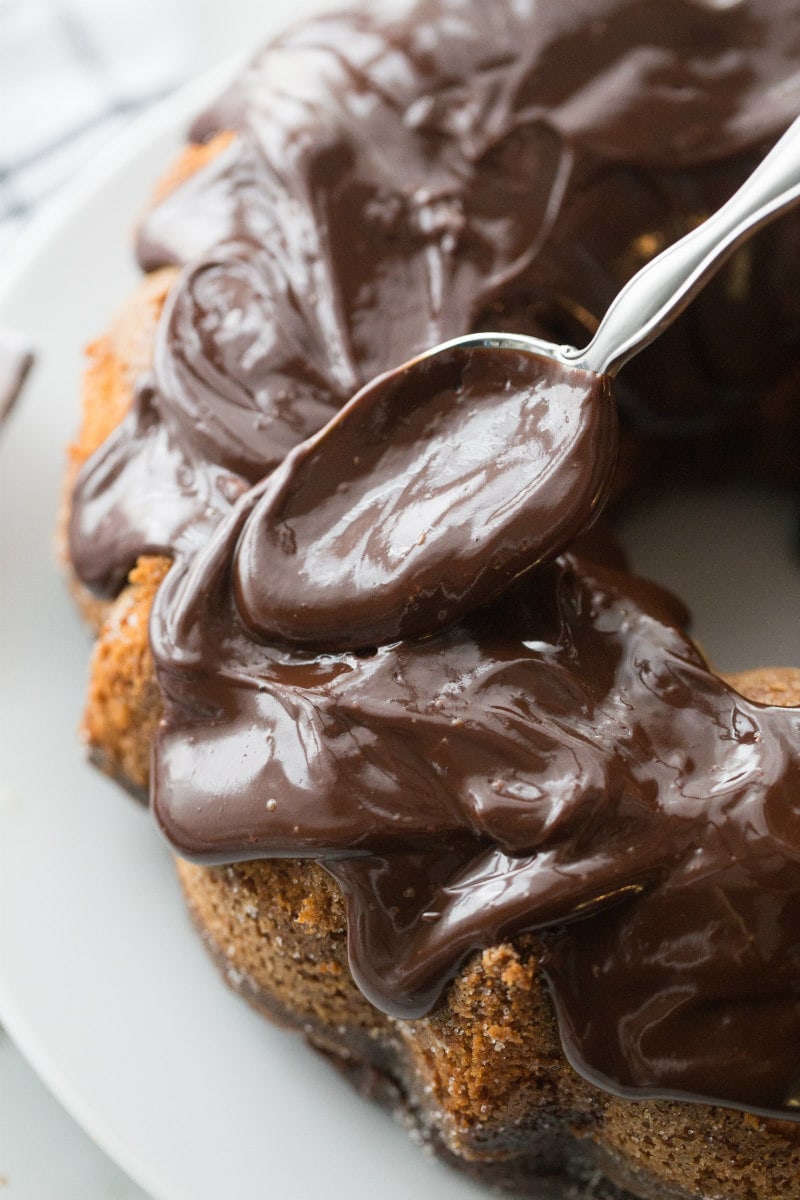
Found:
[1,7,800,1199]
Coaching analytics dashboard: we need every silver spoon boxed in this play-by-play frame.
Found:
[233,111,800,651]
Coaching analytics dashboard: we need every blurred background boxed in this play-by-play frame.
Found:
[0,0,306,254]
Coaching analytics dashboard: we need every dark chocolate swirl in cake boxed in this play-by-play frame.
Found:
[69,0,800,1121]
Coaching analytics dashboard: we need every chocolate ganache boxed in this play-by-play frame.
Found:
[69,0,800,1120]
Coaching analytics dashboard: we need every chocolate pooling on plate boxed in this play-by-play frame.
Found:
[69,0,800,1120]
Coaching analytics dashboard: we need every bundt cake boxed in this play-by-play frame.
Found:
[65,2,800,1196]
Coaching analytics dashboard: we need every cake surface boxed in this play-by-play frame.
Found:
[65,2,800,1196]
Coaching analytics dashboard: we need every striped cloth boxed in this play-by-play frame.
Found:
[0,0,199,255]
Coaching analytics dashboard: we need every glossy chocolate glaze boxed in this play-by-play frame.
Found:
[234,347,617,648]
[69,0,800,1120]
[0,325,33,425]
[153,534,800,1117]
[70,0,800,593]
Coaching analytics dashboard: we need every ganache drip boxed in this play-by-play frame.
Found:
[153,521,800,1118]
[69,0,800,1120]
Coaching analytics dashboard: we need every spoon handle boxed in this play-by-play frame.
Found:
[569,112,800,377]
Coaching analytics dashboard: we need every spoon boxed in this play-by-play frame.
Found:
[233,111,800,651]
